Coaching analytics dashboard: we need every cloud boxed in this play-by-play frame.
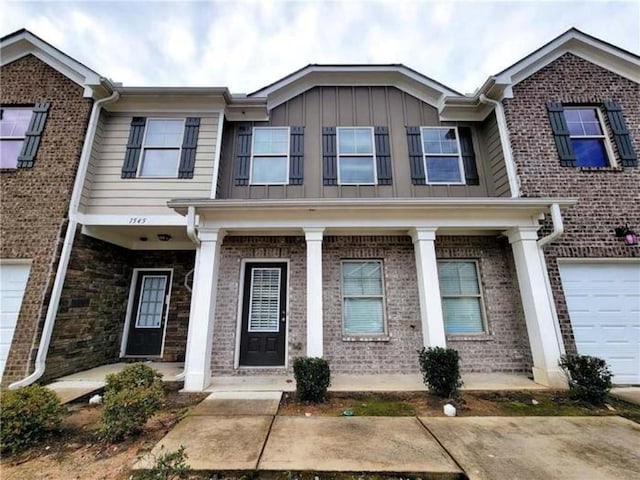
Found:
[1,0,638,94]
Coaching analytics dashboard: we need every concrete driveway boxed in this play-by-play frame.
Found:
[135,393,640,479]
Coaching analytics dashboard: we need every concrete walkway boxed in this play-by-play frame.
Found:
[134,393,640,478]
[611,387,640,406]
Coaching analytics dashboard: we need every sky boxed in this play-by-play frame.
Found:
[1,1,638,95]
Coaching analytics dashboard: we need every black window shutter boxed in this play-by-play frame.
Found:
[458,126,479,185]
[178,117,200,179]
[289,126,304,185]
[604,100,637,167]
[121,117,146,178]
[374,126,392,185]
[546,102,576,167]
[16,102,50,168]
[322,127,337,185]
[406,126,426,184]
[234,124,252,186]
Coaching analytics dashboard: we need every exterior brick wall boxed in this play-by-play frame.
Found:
[44,233,194,381]
[209,234,531,376]
[0,55,93,385]
[503,53,640,353]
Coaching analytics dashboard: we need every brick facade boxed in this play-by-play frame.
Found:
[43,233,194,381]
[209,234,531,376]
[503,53,640,354]
[0,55,93,385]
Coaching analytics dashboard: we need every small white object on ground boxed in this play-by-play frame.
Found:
[305,412,312,417]
[531,399,539,405]
[89,394,102,405]
[443,403,456,417]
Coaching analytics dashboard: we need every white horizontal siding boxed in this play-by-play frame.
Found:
[85,112,219,216]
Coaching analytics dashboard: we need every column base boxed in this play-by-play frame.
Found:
[183,371,211,392]
[531,367,568,389]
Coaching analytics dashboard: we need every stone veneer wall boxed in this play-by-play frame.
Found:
[210,234,531,376]
[0,55,93,385]
[503,53,640,354]
[43,232,194,382]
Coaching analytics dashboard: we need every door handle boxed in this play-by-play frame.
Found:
[281,310,287,323]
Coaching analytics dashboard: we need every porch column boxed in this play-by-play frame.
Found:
[183,228,223,391]
[410,228,446,348]
[507,227,566,388]
[304,228,324,357]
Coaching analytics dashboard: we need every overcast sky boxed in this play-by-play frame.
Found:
[1,1,638,94]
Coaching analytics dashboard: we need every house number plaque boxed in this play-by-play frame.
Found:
[128,217,148,224]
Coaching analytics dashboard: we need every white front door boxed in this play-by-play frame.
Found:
[0,262,31,381]
[559,261,640,385]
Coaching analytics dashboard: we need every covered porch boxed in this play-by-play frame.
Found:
[170,197,576,392]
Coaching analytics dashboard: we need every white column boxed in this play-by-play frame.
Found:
[410,228,446,348]
[183,228,223,391]
[507,227,566,388]
[304,228,324,357]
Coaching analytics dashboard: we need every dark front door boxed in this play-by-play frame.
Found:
[125,270,171,356]
[239,262,287,366]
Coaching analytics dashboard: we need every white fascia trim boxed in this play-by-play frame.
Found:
[1,32,104,97]
[77,213,187,226]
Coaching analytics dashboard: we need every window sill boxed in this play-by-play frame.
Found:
[342,335,390,342]
[578,166,624,172]
[446,333,492,342]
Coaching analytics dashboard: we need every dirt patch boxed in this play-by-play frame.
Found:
[0,390,208,480]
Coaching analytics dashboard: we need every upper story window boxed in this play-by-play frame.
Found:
[438,260,486,335]
[421,127,465,184]
[337,127,376,184]
[138,119,185,177]
[251,127,289,184]
[0,108,32,169]
[563,107,611,167]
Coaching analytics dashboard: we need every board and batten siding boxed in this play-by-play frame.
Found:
[480,111,510,197]
[82,111,219,215]
[218,86,500,199]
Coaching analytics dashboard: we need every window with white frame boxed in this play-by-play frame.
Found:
[342,260,386,335]
[138,119,185,177]
[563,107,611,167]
[421,127,464,183]
[0,108,32,169]
[251,127,289,184]
[337,127,376,184]
[438,260,486,335]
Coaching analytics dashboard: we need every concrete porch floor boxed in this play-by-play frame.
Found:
[207,372,548,392]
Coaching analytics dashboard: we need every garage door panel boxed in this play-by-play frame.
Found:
[0,262,31,381]
[559,262,640,385]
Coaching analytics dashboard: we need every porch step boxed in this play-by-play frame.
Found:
[47,380,105,404]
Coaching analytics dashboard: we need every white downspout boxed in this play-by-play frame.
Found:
[174,205,201,382]
[536,202,566,356]
[10,89,120,389]
[479,94,521,198]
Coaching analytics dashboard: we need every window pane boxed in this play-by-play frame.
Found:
[136,276,166,328]
[344,298,384,334]
[339,156,375,183]
[253,128,288,155]
[572,139,608,167]
[249,268,281,332]
[339,128,372,154]
[442,297,483,334]
[0,140,23,169]
[343,262,382,296]
[145,119,183,147]
[426,156,461,183]
[438,261,480,295]
[139,149,180,177]
[422,128,458,155]
[0,109,31,137]
[252,156,287,183]
[564,108,604,136]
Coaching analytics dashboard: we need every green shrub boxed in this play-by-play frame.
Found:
[559,354,612,405]
[293,357,331,403]
[0,384,65,455]
[101,364,165,442]
[418,346,463,398]
[134,445,191,480]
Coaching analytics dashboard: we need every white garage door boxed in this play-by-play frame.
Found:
[0,262,31,381]
[559,262,640,385]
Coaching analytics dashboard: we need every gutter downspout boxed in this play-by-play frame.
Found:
[536,202,566,356]
[174,205,201,382]
[10,89,120,389]
[478,94,521,198]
